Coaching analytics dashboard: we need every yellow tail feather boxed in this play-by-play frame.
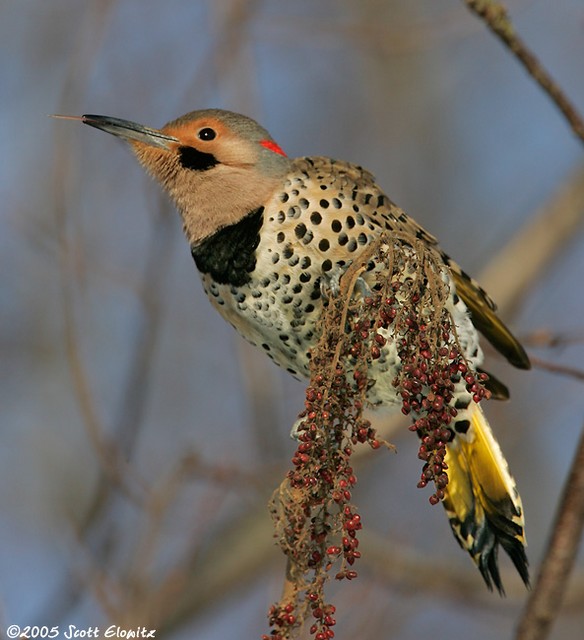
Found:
[442,403,529,593]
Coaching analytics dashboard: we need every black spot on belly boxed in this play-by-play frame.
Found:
[455,397,470,410]
[454,419,470,434]
[295,223,307,238]
[191,207,264,286]
[310,280,321,300]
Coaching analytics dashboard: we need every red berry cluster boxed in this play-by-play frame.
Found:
[331,511,362,577]
[307,592,337,639]
[377,277,490,505]
[358,289,457,503]
[266,238,488,638]
[263,603,297,640]
[266,282,389,639]
[287,363,369,571]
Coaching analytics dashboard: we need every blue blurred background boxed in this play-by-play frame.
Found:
[1,1,584,638]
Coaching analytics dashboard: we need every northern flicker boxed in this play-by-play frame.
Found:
[59,109,530,592]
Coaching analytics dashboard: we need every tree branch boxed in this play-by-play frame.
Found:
[464,0,584,144]
[529,357,584,383]
[478,164,584,316]
[515,422,584,640]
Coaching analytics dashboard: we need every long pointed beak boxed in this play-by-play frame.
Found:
[52,114,179,150]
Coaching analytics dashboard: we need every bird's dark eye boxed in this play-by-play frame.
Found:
[198,127,217,141]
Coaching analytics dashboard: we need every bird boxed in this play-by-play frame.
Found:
[56,108,530,593]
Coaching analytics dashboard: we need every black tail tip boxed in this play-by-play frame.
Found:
[478,538,530,595]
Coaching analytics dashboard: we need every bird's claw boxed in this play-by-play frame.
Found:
[320,260,353,301]
[320,260,373,302]
[290,417,306,440]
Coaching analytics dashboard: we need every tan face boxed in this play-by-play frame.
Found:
[160,116,261,169]
[75,110,291,244]
[125,112,289,244]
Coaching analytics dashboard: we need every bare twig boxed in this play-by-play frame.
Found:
[520,329,584,350]
[46,0,177,621]
[479,164,584,315]
[516,423,584,640]
[156,503,281,635]
[529,357,584,383]
[464,0,584,143]
[257,0,536,57]
[181,0,262,111]
[52,0,128,497]
[360,529,531,605]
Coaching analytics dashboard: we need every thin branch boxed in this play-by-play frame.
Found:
[47,4,175,620]
[464,0,584,143]
[520,329,584,350]
[360,530,532,605]
[52,0,127,496]
[529,356,584,383]
[111,192,177,458]
[38,1,126,624]
[516,422,584,640]
[478,164,584,315]
[156,504,281,635]
[181,0,262,110]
